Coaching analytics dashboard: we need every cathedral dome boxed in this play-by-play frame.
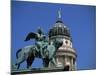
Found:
[48,8,71,38]
[49,20,71,38]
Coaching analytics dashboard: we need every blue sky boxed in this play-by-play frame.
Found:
[11,1,96,70]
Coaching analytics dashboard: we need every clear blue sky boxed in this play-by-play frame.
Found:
[11,1,96,70]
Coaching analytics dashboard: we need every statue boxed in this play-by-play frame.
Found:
[24,28,47,58]
[13,28,63,70]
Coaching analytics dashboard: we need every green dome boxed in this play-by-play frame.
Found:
[49,20,71,38]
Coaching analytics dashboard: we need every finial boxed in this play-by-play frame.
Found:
[58,8,61,19]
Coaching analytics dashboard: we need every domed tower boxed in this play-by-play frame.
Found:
[48,8,77,71]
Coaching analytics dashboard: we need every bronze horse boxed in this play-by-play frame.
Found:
[13,39,63,69]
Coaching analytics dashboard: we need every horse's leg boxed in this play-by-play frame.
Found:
[26,55,35,69]
[15,54,25,69]
[17,64,20,69]
[15,59,23,69]
[43,58,49,67]
[51,58,57,67]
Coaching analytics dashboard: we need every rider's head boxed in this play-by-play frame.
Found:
[37,27,43,34]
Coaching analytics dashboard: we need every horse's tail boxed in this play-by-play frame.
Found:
[16,48,22,59]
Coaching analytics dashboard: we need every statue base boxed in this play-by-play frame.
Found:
[11,67,66,75]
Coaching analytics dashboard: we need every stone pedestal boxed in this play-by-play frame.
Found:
[11,67,66,75]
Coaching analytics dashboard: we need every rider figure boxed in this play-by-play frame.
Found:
[35,28,47,58]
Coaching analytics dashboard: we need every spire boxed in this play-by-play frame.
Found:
[58,8,61,19]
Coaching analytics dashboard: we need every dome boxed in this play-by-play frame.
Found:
[49,20,71,38]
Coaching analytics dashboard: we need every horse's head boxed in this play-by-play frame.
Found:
[53,39,63,50]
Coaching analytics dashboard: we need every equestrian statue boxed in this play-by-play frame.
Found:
[13,28,63,70]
